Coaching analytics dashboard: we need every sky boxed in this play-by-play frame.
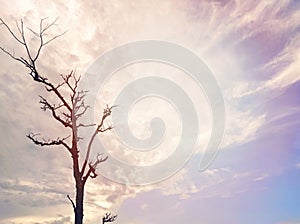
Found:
[0,0,299,223]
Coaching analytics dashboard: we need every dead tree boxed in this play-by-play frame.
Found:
[102,212,118,224]
[0,17,115,224]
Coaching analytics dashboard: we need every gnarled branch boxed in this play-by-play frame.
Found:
[27,132,71,153]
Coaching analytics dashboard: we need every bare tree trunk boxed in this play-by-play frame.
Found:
[75,181,84,224]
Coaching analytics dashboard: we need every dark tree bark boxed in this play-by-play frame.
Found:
[0,17,116,224]
[75,183,84,224]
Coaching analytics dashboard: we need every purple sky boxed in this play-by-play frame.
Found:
[0,0,299,223]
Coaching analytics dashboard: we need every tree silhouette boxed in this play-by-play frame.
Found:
[0,17,116,224]
[102,212,118,224]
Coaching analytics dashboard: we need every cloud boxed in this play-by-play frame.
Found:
[0,215,72,224]
[155,166,270,200]
[253,173,269,182]
[0,0,299,223]
[46,216,72,224]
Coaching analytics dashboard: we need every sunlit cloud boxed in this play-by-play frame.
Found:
[0,0,299,223]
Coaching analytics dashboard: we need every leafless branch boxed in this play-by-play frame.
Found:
[80,105,116,177]
[67,194,76,212]
[61,71,78,93]
[73,90,90,119]
[0,46,23,62]
[44,78,72,112]
[76,123,95,128]
[44,30,67,45]
[0,17,67,82]
[102,212,117,223]
[83,153,108,183]
[0,18,24,44]
[27,132,71,152]
[39,95,72,128]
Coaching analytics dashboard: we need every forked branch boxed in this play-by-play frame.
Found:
[83,153,108,183]
[0,17,67,88]
[80,105,116,178]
